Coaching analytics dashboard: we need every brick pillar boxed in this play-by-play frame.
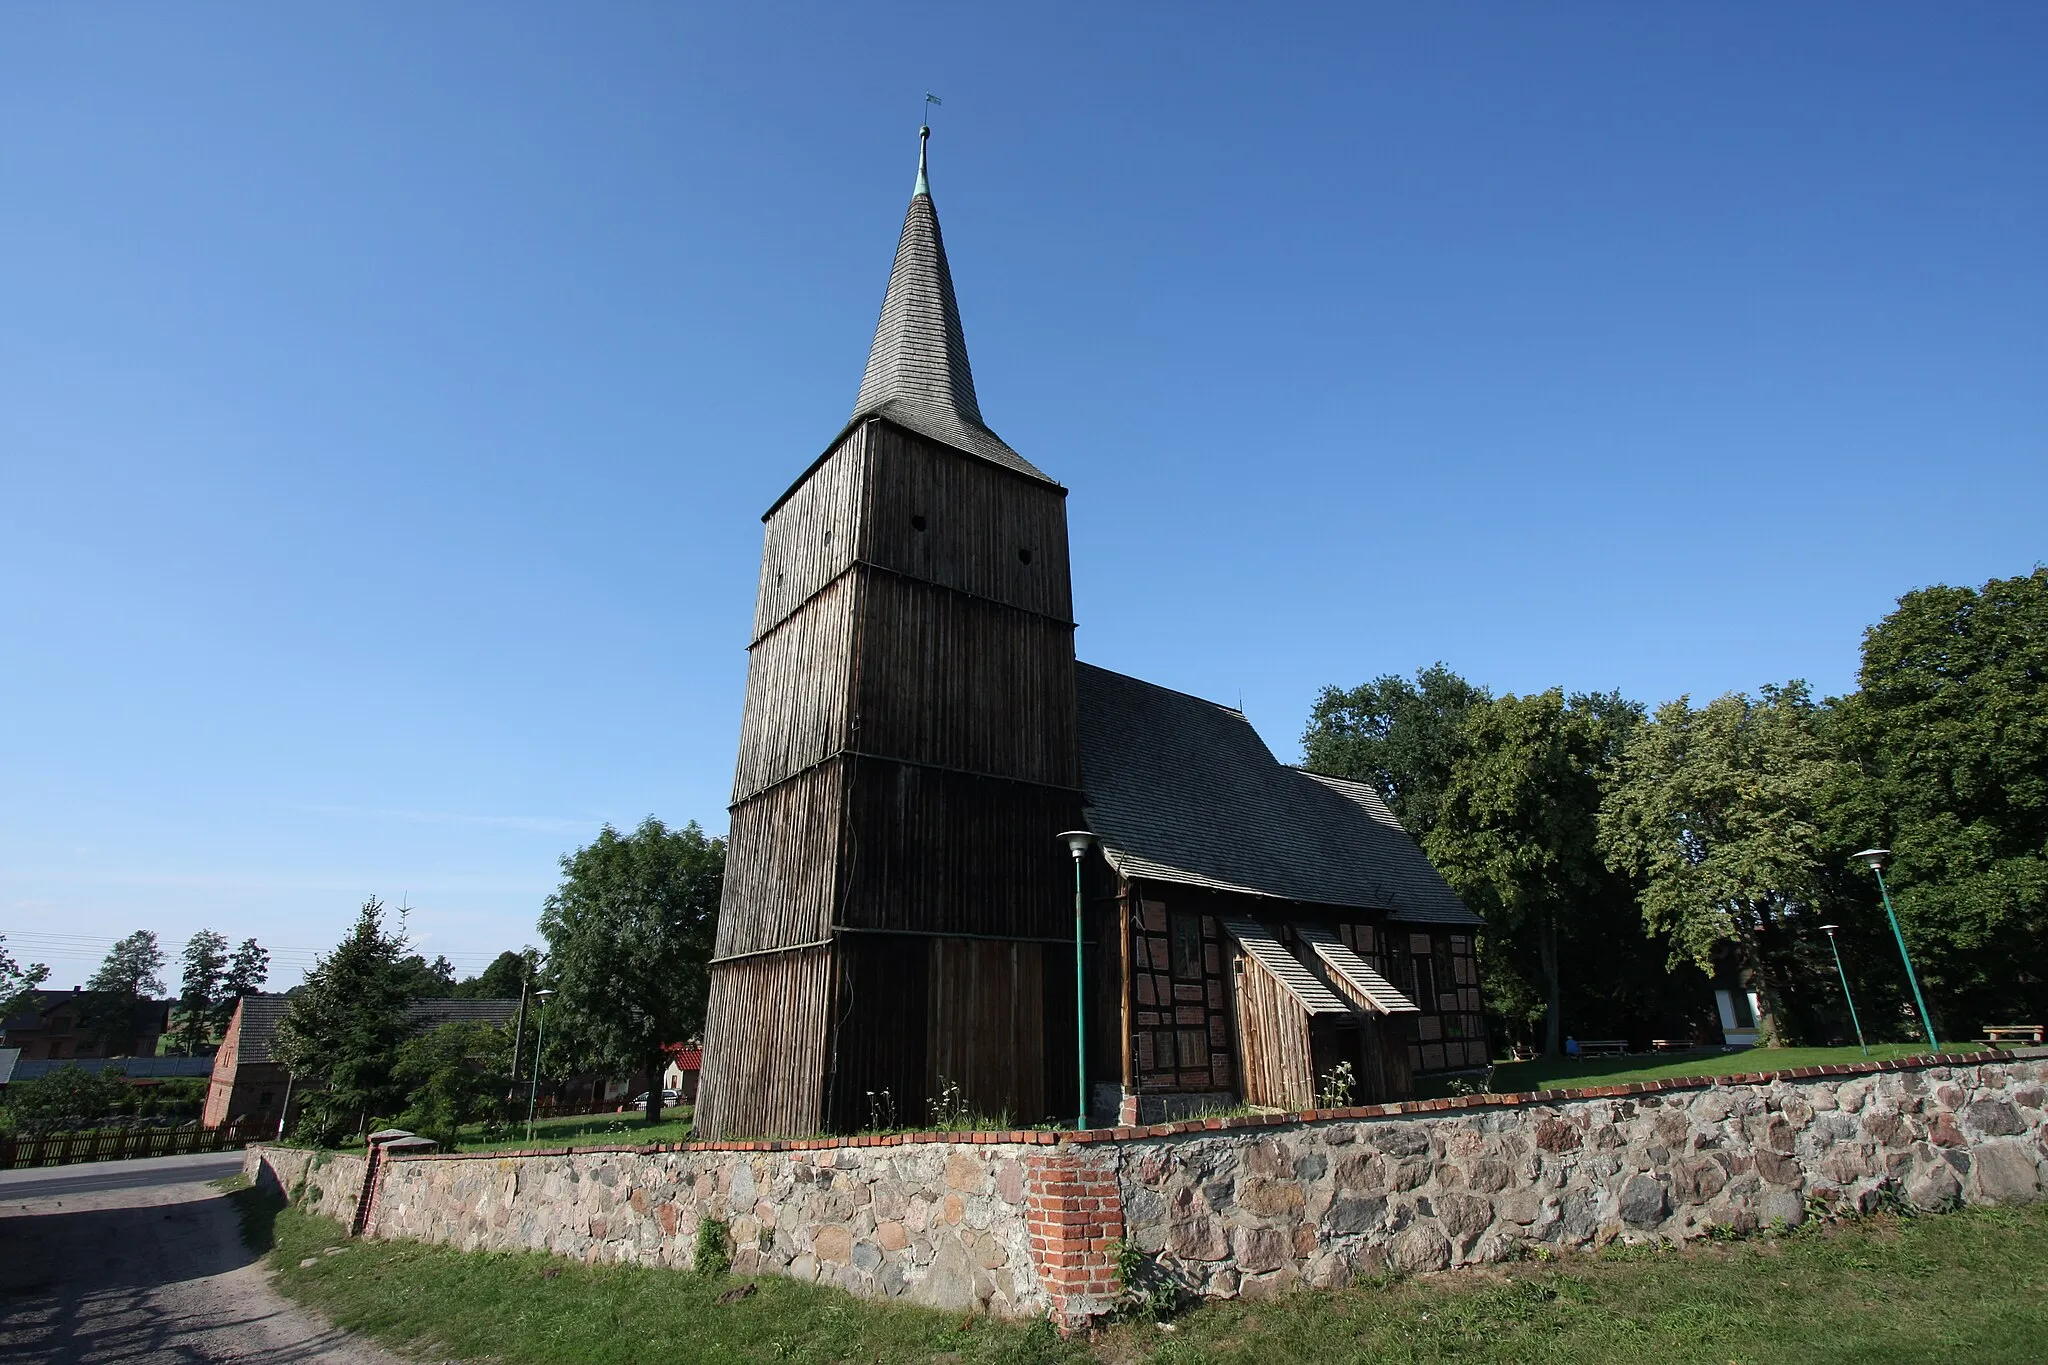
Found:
[350,1144,383,1237]
[1024,1149,1124,1327]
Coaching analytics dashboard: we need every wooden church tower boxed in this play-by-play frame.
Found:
[696,128,1083,1140]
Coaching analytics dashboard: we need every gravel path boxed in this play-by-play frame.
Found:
[0,1152,410,1364]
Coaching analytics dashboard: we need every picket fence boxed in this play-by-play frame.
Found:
[0,1122,258,1171]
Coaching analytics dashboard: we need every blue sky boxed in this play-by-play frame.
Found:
[3,5,2041,991]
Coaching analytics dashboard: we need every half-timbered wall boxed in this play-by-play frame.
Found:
[1362,927,1487,1073]
[1128,894,1234,1095]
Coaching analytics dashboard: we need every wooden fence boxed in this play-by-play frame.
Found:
[0,1122,258,1171]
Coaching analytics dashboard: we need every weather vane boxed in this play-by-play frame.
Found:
[923,91,942,130]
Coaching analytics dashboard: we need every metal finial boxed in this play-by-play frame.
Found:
[914,93,941,197]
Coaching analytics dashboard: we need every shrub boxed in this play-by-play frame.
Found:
[693,1215,730,1276]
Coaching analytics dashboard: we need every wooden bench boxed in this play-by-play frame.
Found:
[1983,1024,2044,1047]
[1649,1039,1691,1053]
[1574,1039,1629,1057]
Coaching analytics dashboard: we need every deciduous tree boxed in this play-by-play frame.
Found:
[1826,568,2048,1035]
[539,818,723,1125]
[1301,664,1489,838]
[393,1020,511,1146]
[1,934,50,1020]
[1598,684,1841,1043]
[173,931,229,1055]
[84,931,166,1052]
[1427,689,1643,1056]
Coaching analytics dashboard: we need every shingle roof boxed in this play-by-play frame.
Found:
[403,998,523,1030]
[233,995,294,1064]
[1222,919,1352,1015]
[1075,663,1482,927]
[847,129,1052,486]
[230,994,522,1066]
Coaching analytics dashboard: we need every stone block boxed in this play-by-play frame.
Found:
[1618,1175,1667,1228]
[1233,1226,1289,1274]
[1322,1195,1387,1236]
[1392,1223,1452,1273]
[1465,1158,1512,1194]
[1331,1153,1387,1194]
[1961,1101,2025,1138]
[1908,1163,1961,1211]
[1237,1176,1305,1218]
[1436,1192,1493,1241]
[1167,1215,1228,1261]
[1969,1144,2043,1205]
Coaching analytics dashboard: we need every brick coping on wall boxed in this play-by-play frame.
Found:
[381,1049,2022,1164]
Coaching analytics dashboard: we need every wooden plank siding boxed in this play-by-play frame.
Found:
[750,426,866,640]
[848,573,1077,788]
[695,946,832,1140]
[858,422,1073,624]
[699,418,1084,1139]
[1230,944,1316,1110]
[834,759,1079,940]
[715,761,842,959]
[730,573,858,802]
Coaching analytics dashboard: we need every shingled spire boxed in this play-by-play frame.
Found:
[851,126,1051,482]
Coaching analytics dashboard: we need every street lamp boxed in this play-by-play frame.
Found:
[525,988,556,1141]
[1817,925,1867,1057]
[1852,849,1938,1052]
[1056,830,1097,1131]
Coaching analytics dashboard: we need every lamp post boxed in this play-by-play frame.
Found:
[525,988,555,1141]
[1852,849,1938,1052]
[1057,830,1097,1131]
[1818,925,1867,1057]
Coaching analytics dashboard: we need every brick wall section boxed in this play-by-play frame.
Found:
[243,1050,2045,1326]
[1024,1151,1124,1324]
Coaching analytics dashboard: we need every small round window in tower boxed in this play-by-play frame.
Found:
[1017,547,1033,565]
[911,515,927,533]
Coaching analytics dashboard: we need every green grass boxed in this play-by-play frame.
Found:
[236,1189,1085,1364]
[1092,1205,2048,1364]
[1414,1043,1959,1098]
[454,1108,695,1153]
[236,1186,2048,1364]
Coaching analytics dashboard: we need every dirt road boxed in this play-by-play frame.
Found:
[0,1150,408,1364]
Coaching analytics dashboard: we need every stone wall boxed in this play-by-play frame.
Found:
[1113,1057,2048,1300]
[245,1052,2046,1326]
[244,1144,369,1224]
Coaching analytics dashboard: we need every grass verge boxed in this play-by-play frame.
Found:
[455,1110,694,1153]
[1414,1043,1964,1098]
[1091,1203,2048,1364]
[235,1185,2048,1364]
[238,1192,1082,1364]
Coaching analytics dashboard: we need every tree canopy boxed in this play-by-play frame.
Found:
[1827,567,2048,1033]
[173,931,229,1055]
[1426,688,1644,1056]
[454,950,534,1000]
[83,930,166,1049]
[539,818,723,1124]
[274,897,415,1144]
[1,934,50,1020]
[1596,684,1844,1043]
[1302,664,1489,838]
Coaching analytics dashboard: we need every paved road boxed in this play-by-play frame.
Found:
[0,1151,407,1364]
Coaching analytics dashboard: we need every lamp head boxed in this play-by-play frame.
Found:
[535,988,556,1001]
[1056,829,1096,860]
[1851,848,1891,872]
[1819,924,1840,936]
